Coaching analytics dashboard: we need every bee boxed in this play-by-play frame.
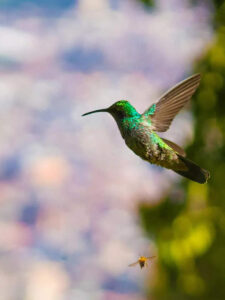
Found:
[128,256,156,269]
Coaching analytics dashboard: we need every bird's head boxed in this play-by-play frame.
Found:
[82,100,139,120]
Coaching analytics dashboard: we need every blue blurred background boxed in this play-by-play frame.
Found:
[0,0,224,299]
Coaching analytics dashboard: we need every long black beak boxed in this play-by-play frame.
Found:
[82,108,108,116]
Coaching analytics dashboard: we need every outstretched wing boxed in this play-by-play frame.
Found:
[143,74,201,132]
[146,256,156,261]
[128,260,139,267]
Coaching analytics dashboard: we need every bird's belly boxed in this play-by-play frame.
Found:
[146,145,179,169]
[124,129,150,159]
[125,130,180,170]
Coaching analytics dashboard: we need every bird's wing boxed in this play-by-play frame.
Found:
[143,74,201,132]
[146,256,156,261]
[161,138,186,156]
[128,260,139,267]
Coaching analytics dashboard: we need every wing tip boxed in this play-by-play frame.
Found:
[189,73,201,84]
[192,73,201,78]
[187,73,201,80]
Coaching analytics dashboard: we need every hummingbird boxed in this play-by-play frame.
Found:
[128,255,156,269]
[82,74,210,184]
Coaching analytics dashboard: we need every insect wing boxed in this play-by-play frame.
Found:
[146,256,156,261]
[128,260,139,267]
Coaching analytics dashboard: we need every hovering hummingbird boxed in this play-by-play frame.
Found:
[128,255,156,269]
[82,74,210,184]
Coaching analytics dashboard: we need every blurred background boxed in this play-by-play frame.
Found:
[0,0,224,299]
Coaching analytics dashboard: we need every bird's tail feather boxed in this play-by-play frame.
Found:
[175,154,210,184]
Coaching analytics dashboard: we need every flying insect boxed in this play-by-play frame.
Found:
[128,255,156,269]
